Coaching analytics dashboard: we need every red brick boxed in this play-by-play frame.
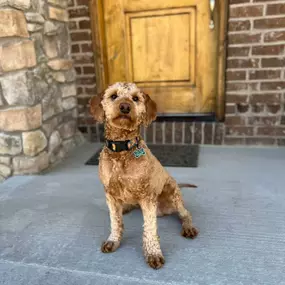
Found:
[69,7,89,18]
[227,47,250,57]
[79,20,91,29]
[82,43,93,53]
[228,20,251,31]
[248,116,278,126]
[266,104,281,114]
[227,82,259,92]
[248,83,259,92]
[253,0,276,2]
[155,123,163,144]
[226,70,246,81]
[165,122,173,143]
[69,21,77,30]
[227,58,259,68]
[194,123,202,144]
[262,58,285,68]
[249,70,281,80]
[70,32,91,42]
[230,0,250,4]
[77,87,83,94]
[71,44,80,53]
[214,124,224,145]
[83,66,95,74]
[226,126,254,136]
[264,31,285,43]
[252,104,264,113]
[257,127,285,136]
[184,122,193,144]
[78,97,89,106]
[250,93,281,104]
[146,124,154,143]
[230,5,263,18]
[224,137,245,145]
[261,81,285,91]
[226,82,248,91]
[252,45,284,56]
[266,4,285,15]
[225,116,246,125]
[77,76,96,85]
[226,104,236,114]
[174,122,183,144]
[204,123,213,144]
[228,33,261,45]
[73,54,94,64]
[227,94,248,104]
[254,17,285,29]
[85,87,96,95]
[245,137,276,146]
[85,117,96,124]
[237,103,250,113]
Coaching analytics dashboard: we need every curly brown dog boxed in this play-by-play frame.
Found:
[89,82,198,269]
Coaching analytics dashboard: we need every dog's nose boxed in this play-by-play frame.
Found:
[119,103,131,114]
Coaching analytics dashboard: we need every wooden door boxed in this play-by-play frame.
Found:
[91,0,227,119]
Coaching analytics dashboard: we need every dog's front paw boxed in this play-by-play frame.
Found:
[101,240,120,253]
[181,225,199,239]
[146,254,165,269]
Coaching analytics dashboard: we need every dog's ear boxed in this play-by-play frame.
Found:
[143,92,157,126]
[89,91,105,123]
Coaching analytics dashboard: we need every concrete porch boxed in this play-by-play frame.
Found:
[1,144,285,285]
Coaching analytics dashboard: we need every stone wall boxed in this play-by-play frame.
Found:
[0,0,83,182]
[70,0,285,146]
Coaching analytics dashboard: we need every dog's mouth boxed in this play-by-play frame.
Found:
[115,115,132,121]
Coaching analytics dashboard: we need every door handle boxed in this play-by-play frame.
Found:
[209,0,215,30]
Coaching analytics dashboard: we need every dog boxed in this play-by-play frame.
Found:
[89,82,198,269]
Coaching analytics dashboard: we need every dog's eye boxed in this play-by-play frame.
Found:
[132,96,139,102]
[111,94,118,100]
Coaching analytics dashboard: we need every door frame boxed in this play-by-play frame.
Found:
[89,0,228,121]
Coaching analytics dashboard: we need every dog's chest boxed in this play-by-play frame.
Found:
[99,151,150,202]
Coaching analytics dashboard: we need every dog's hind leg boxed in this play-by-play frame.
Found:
[159,178,199,239]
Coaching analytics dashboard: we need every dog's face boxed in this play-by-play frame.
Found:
[89,82,157,130]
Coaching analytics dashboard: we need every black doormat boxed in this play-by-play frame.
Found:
[85,144,199,167]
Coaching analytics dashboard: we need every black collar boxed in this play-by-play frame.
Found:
[105,137,140,152]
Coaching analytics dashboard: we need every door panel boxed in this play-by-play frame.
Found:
[125,8,195,84]
[91,0,227,117]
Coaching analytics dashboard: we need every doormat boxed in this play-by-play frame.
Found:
[85,144,199,167]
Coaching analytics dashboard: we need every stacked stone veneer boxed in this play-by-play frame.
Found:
[0,0,83,182]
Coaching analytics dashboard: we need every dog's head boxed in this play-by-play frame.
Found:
[89,82,157,130]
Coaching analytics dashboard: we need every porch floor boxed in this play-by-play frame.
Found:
[1,143,285,285]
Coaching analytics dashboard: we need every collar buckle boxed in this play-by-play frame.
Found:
[105,137,140,152]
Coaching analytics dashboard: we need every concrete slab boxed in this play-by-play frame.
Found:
[1,143,285,285]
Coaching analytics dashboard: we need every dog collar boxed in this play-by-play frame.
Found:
[105,137,140,152]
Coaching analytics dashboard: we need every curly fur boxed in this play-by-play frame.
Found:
[89,82,198,269]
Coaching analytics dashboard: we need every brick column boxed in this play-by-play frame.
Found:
[0,0,84,182]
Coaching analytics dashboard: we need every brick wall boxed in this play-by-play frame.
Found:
[68,0,95,136]
[69,0,285,146]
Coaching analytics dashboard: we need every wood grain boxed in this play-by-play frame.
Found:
[90,0,228,116]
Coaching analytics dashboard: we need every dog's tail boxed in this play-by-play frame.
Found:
[178,183,197,189]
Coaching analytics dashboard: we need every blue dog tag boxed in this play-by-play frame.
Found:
[133,148,146,158]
